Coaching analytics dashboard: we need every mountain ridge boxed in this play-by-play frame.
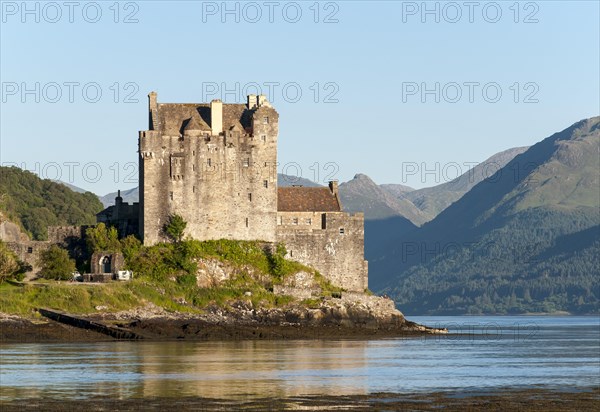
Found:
[373,117,600,315]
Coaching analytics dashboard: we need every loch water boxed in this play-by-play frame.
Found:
[1,316,598,400]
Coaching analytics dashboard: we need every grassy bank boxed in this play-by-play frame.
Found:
[0,239,340,318]
[0,275,297,318]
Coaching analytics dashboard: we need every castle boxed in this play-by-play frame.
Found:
[3,92,368,292]
[132,92,368,291]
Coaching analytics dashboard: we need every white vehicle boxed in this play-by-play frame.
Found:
[116,270,133,281]
[71,271,83,282]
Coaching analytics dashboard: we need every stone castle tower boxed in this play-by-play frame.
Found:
[139,92,279,244]
[136,92,368,292]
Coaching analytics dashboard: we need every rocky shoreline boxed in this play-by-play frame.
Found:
[0,295,447,343]
[1,388,598,411]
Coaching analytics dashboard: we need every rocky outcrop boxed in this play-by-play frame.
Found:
[91,293,447,336]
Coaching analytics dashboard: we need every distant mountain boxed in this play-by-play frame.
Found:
[379,183,415,198]
[374,117,600,315]
[337,175,420,268]
[339,174,427,224]
[338,148,527,227]
[383,146,530,222]
[100,174,321,207]
[0,167,104,240]
[277,174,322,188]
[100,186,139,208]
[52,180,89,194]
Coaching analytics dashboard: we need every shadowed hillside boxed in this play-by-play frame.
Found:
[372,117,600,315]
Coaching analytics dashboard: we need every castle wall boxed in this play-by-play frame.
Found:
[48,226,88,244]
[276,212,368,292]
[97,201,139,238]
[5,241,49,275]
[2,224,87,276]
[139,105,279,245]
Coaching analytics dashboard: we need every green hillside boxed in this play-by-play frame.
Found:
[0,167,104,240]
[376,117,600,315]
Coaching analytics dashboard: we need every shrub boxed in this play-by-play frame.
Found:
[120,234,142,264]
[177,273,197,287]
[163,214,187,243]
[39,245,76,280]
[0,240,23,282]
[85,223,121,253]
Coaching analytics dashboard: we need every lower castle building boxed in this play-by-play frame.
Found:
[134,92,368,292]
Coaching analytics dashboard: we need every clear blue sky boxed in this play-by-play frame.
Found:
[1,1,598,195]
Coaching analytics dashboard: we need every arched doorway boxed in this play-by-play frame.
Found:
[100,256,112,273]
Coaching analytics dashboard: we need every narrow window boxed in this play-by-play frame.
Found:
[263,180,268,188]
[245,217,249,227]
[243,158,250,167]
[339,228,345,234]
[290,250,293,257]
[193,150,195,156]
[321,213,327,229]
[261,134,266,142]
[27,247,33,253]
[207,158,212,167]
[193,186,196,193]
[169,191,173,200]
[192,164,195,171]
[263,117,269,124]
[278,216,283,225]
[248,193,252,202]
[307,218,312,225]
[293,218,298,225]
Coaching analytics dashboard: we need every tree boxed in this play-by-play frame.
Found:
[39,245,76,280]
[0,166,103,240]
[0,240,21,282]
[120,234,142,263]
[164,214,187,243]
[86,223,120,253]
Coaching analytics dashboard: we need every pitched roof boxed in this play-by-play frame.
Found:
[277,187,341,212]
[156,103,252,135]
[183,112,211,131]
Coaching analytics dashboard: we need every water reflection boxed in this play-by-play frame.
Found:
[0,340,369,400]
[137,340,368,398]
[1,317,598,401]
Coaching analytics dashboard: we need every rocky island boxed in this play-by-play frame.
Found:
[0,93,446,342]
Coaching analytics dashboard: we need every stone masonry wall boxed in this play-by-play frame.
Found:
[6,241,49,275]
[139,105,279,245]
[276,211,368,292]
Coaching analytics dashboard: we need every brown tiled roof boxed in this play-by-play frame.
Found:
[157,103,252,135]
[278,187,341,212]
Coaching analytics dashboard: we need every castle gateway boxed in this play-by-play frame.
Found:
[136,92,368,292]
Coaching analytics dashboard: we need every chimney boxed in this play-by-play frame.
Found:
[328,180,339,196]
[149,91,157,109]
[148,91,158,129]
[247,94,257,109]
[210,99,223,135]
[257,94,271,107]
